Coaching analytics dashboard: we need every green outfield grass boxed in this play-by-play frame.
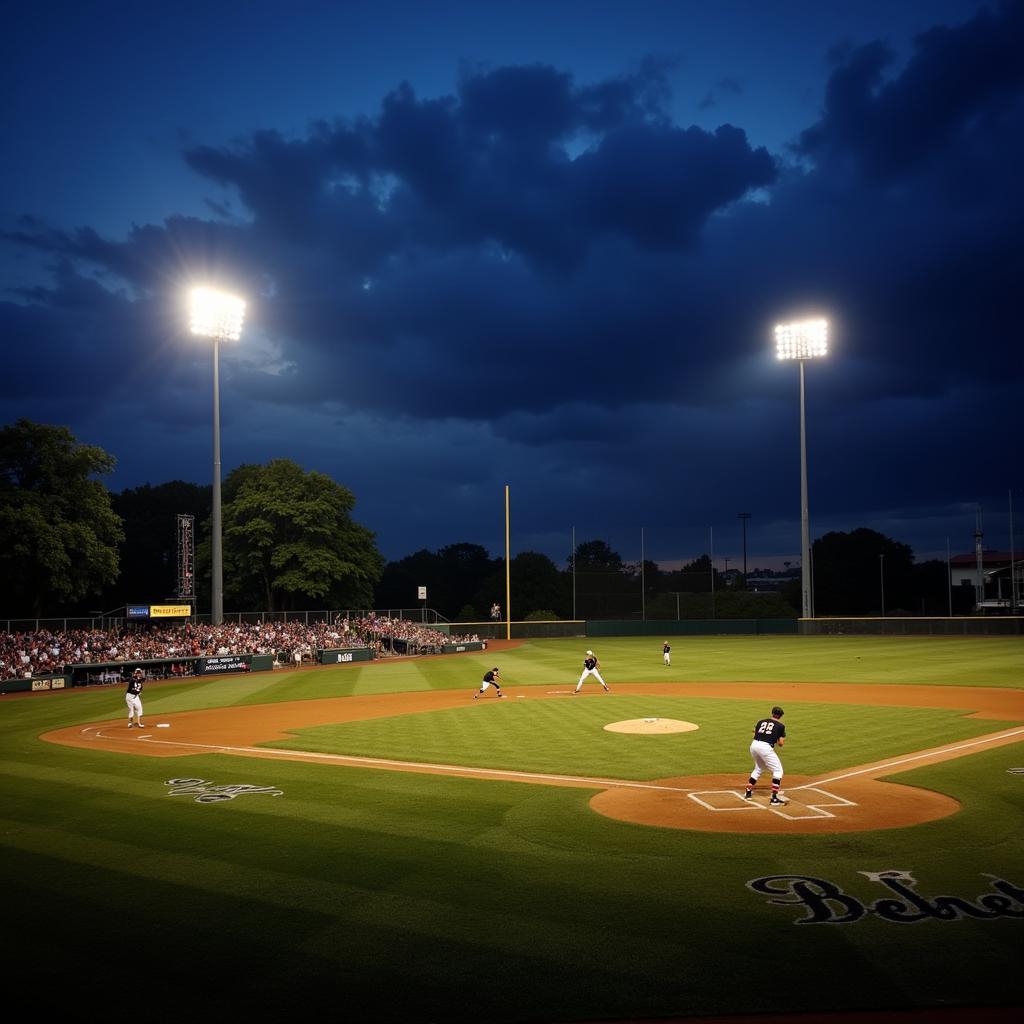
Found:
[270,698,1008,778]
[1,634,1021,1023]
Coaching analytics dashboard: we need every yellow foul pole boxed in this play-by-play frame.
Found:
[505,484,511,641]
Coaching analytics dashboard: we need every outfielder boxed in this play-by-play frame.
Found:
[473,667,505,699]
[744,705,786,804]
[126,669,145,728]
[663,642,671,666]
[574,650,609,693]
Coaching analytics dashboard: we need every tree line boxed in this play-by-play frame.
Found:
[1,419,971,621]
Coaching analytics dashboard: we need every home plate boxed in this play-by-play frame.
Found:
[156,723,171,728]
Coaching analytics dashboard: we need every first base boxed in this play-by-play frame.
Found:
[156,723,170,728]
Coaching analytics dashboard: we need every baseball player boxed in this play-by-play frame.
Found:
[126,668,145,728]
[663,641,671,666]
[744,705,786,804]
[574,650,609,693]
[473,667,505,699]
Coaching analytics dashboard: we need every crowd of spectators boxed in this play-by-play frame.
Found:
[0,616,483,681]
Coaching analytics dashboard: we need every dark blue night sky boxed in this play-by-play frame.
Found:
[2,0,1020,569]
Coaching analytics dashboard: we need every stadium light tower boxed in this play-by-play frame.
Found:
[189,287,246,626]
[775,318,828,619]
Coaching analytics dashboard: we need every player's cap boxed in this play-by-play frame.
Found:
[493,667,499,671]
[586,650,594,656]
[771,705,785,718]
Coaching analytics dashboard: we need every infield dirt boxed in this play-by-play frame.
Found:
[43,681,1024,835]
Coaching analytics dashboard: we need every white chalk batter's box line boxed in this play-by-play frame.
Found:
[688,786,858,820]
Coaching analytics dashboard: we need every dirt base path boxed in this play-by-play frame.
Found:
[43,682,1024,834]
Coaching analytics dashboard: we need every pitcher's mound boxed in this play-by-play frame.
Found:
[604,718,698,734]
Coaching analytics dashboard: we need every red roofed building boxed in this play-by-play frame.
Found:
[949,550,1022,613]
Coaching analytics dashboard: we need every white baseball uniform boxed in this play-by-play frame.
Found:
[575,654,608,692]
[125,676,144,726]
[748,737,783,780]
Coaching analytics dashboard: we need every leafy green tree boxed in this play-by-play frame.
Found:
[377,543,500,619]
[569,539,638,618]
[509,551,569,619]
[0,419,123,616]
[571,539,625,572]
[376,548,442,612]
[813,528,914,615]
[107,481,211,604]
[908,558,974,616]
[664,554,716,593]
[437,543,499,617]
[218,459,382,611]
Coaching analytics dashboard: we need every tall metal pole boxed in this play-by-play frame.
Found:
[974,506,984,612]
[504,485,511,641]
[572,525,576,621]
[709,526,716,619]
[946,536,952,616]
[799,360,812,619]
[641,527,646,622]
[190,287,244,627]
[212,338,224,626]
[737,512,751,585]
[1010,489,1017,615]
[879,553,885,617]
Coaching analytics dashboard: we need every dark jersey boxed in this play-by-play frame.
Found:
[127,678,143,696]
[583,656,597,671]
[482,670,499,685]
[663,644,671,654]
[753,717,785,746]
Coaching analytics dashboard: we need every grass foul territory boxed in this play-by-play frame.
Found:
[1,634,1022,1023]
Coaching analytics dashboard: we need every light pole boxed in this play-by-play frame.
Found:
[189,287,246,626]
[737,512,751,586]
[879,553,885,617]
[775,318,828,619]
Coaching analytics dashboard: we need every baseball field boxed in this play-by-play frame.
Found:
[2,634,1022,1022]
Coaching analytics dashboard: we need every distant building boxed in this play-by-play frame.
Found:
[949,550,1022,613]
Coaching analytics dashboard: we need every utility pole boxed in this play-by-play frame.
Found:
[737,512,751,586]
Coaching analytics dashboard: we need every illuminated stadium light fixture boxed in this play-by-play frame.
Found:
[774,317,830,620]
[189,287,246,342]
[189,287,247,626]
[775,318,828,361]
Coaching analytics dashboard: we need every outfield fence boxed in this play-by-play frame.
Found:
[802,616,1024,636]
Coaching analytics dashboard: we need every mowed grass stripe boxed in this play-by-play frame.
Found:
[2,631,1022,1023]
[263,697,1014,779]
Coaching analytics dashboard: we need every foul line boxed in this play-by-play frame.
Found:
[77,721,1024,800]
[82,725,693,793]
[800,726,1024,790]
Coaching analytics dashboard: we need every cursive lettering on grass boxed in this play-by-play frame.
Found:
[165,777,283,804]
[747,870,1024,924]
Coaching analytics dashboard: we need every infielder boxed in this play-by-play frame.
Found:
[574,650,609,693]
[126,669,145,728]
[663,642,671,666]
[473,667,505,699]
[744,705,786,804]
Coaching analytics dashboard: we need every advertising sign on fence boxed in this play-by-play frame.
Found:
[319,647,374,664]
[150,605,193,619]
[30,675,68,691]
[197,655,252,675]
